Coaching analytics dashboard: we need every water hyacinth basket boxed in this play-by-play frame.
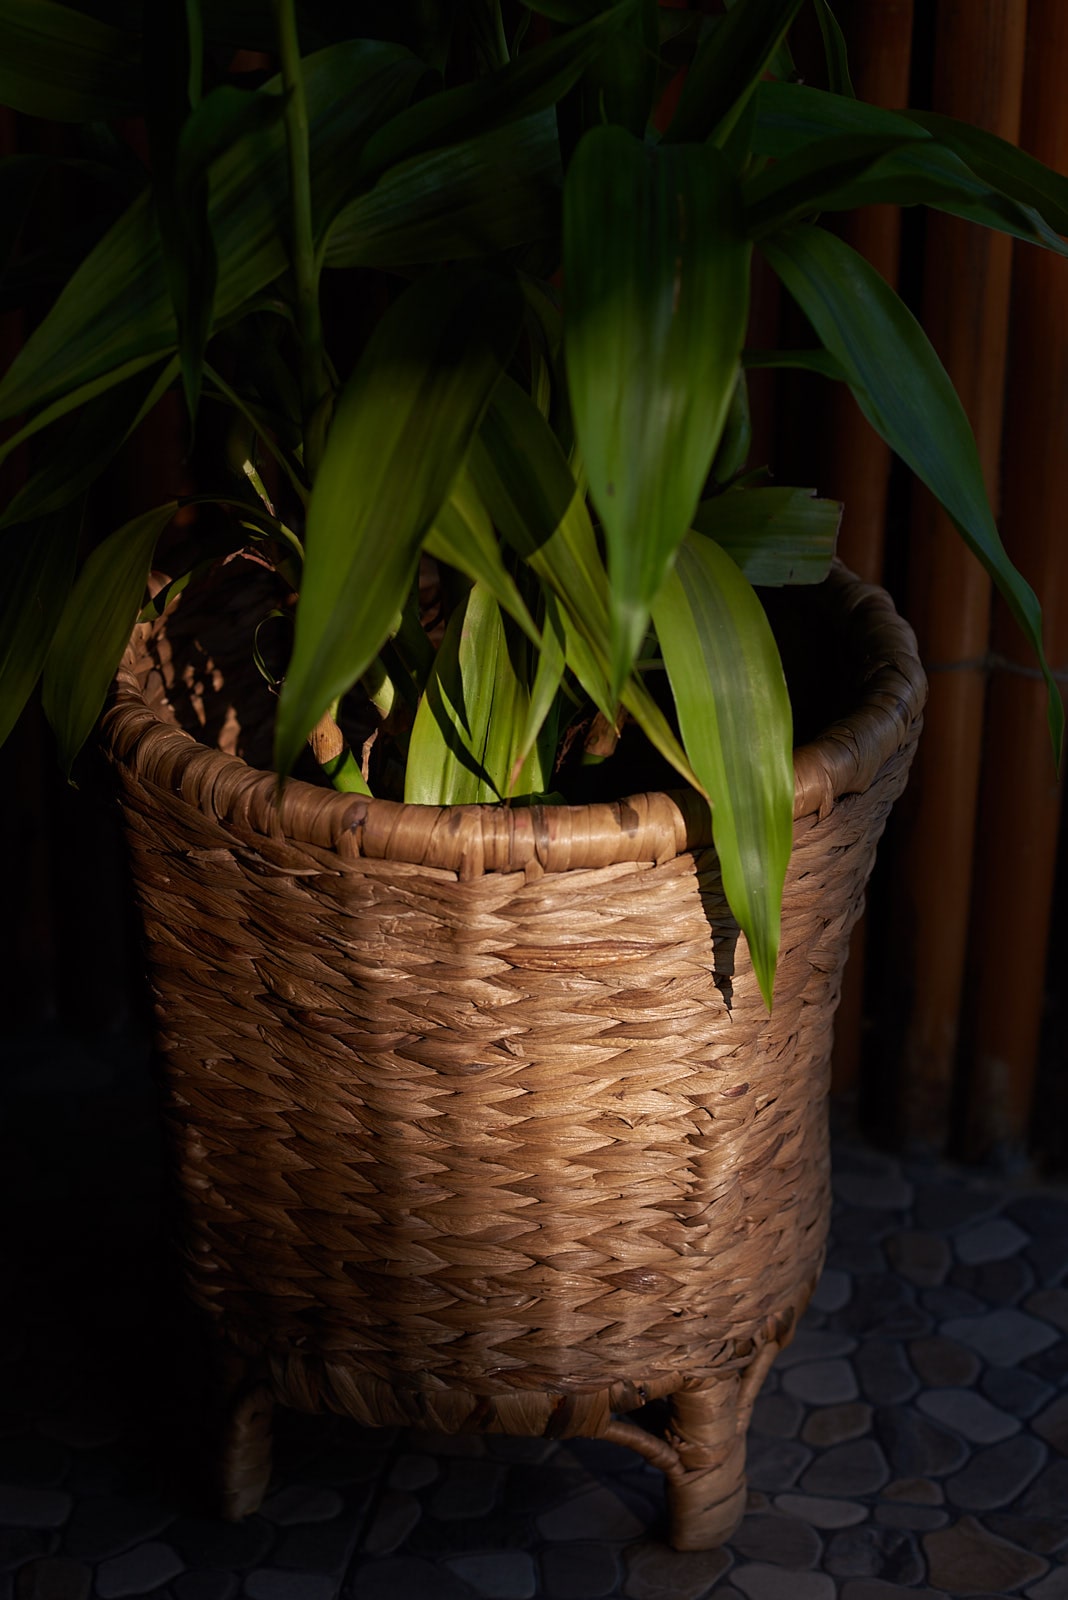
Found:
[101,560,925,1549]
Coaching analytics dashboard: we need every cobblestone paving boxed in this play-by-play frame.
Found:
[2,1030,1067,1599]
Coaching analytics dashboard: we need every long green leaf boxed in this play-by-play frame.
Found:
[763,224,1063,757]
[424,473,540,646]
[819,142,1068,258]
[470,377,614,716]
[0,0,140,121]
[711,372,752,485]
[144,0,209,419]
[0,358,180,530]
[357,1,633,180]
[470,376,698,786]
[201,359,309,505]
[667,0,803,146]
[159,79,292,418]
[324,110,560,270]
[570,0,659,139]
[904,109,1068,236]
[746,132,1068,258]
[178,83,290,178]
[751,80,930,156]
[467,0,509,73]
[273,269,523,778]
[0,354,169,479]
[811,0,855,98]
[694,485,841,585]
[743,346,846,381]
[743,131,926,235]
[42,501,179,774]
[0,42,424,426]
[753,81,1068,242]
[651,534,794,1007]
[0,509,81,746]
[0,189,162,428]
[405,583,544,804]
[564,127,752,696]
[514,586,566,779]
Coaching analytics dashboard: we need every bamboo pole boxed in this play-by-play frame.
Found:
[821,0,914,584]
[894,0,1029,1143]
[958,0,1068,1160]
[822,0,915,1099]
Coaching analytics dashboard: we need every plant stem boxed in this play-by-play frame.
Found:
[202,362,309,504]
[273,0,327,479]
[308,703,371,794]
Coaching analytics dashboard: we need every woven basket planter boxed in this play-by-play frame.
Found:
[102,561,925,1550]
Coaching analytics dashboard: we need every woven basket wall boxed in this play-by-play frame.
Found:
[101,561,925,1547]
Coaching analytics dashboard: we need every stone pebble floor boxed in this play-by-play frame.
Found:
[2,1030,1068,1600]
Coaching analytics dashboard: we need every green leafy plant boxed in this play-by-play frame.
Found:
[1,0,1064,1006]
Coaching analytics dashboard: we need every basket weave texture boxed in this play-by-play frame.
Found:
[102,562,925,1546]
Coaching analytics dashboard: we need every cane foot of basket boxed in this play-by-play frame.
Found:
[654,1336,783,1551]
[666,1435,748,1550]
[218,1381,275,1520]
[662,1381,748,1550]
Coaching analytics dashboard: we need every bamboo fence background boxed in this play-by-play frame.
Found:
[0,1,1065,1168]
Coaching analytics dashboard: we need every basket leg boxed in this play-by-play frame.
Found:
[665,1377,750,1551]
[216,1367,275,1520]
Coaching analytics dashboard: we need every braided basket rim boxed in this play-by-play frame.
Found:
[102,560,926,878]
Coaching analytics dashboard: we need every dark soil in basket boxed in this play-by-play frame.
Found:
[147,557,863,807]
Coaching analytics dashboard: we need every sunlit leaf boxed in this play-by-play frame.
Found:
[274,268,523,778]
[137,559,218,623]
[763,224,1063,757]
[651,533,793,1007]
[405,583,545,804]
[470,376,698,785]
[470,376,613,715]
[42,501,179,774]
[513,587,566,779]
[564,127,751,695]
[425,473,540,645]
